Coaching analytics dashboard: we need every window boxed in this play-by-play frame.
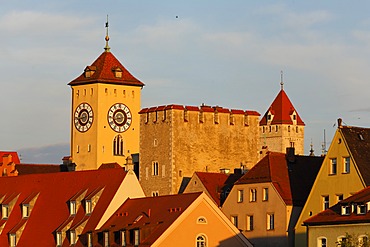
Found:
[337,194,344,203]
[152,191,159,197]
[263,188,269,201]
[267,213,274,230]
[2,204,9,219]
[22,204,30,218]
[357,204,367,214]
[318,237,327,247]
[330,158,337,175]
[87,232,93,247]
[56,232,62,247]
[288,126,291,132]
[250,189,257,202]
[337,236,347,245]
[341,205,350,215]
[70,230,76,245]
[197,217,207,224]
[9,233,16,247]
[120,230,126,247]
[246,215,254,231]
[134,229,139,246]
[104,231,109,247]
[196,235,207,247]
[237,190,244,203]
[343,157,350,173]
[231,215,238,227]
[152,162,159,176]
[290,142,295,148]
[113,135,124,156]
[70,201,76,215]
[162,165,166,177]
[322,196,329,210]
[85,200,92,215]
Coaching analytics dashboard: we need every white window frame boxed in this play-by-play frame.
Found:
[263,188,269,201]
[22,204,30,218]
[231,215,238,227]
[196,234,207,247]
[329,158,337,175]
[120,230,126,246]
[70,200,76,215]
[249,188,257,202]
[246,215,254,231]
[318,237,327,247]
[85,200,92,215]
[70,230,76,245]
[56,231,62,247]
[104,231,109,247]
[9,233,16,247]
[87,232,93,247]
[341,205,351,215]
[322,196,329,210]
[2,204,9,219]
[267,213,274,230]
[152,161,159,176]
[134,229,139,246]
[357,204,367,215]
[343,157,350,173]
[237,190,244,203]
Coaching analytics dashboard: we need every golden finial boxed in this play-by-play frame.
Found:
[104,15,110,52]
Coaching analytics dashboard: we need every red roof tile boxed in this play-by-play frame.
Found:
[260,89,304,126]
[0,168,128,246]
[304,186,370,226]
[96,192,202,245]
[236,151,323,206]
[0,152,20,164]
[69,51,144,87]
[195,172,229,206]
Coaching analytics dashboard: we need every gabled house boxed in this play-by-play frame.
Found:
[304,186,370,247]
[87,192,253,247]
[295,119,370,247]
[0,152,20,177]
[0,167,144,246]
[183,170,244,207]
[222,149,323,247]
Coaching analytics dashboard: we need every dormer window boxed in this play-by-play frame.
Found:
[357,204,367,215]
[112,67,122,78]
[85,200,92,215]
[84,66,96,78]
[2,204,9,219]
[267,114,271,121]
[22,204,30,218]
[341,205,351,215]
[69,230,76,245]
[56,232,62,247]
[69,201,76,216]
[9,233,16,247]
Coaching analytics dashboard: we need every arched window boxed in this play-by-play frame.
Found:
[113,135,124,156]
[318,237,327,247]
[196,234,207,247]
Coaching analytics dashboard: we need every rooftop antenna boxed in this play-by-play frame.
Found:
[280,70,284,90]
[321,129,327,156]
[104,15,110,52]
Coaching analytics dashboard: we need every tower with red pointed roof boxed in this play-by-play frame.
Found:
[69,21,144,170]
[259,75,305,155]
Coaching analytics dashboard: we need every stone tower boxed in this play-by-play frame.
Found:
[259,82,305,155]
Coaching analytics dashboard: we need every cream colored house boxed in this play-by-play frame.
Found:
[222,149,323,247]
[88,192,253,247]
[304,186,370,247]
[295,119,370,247]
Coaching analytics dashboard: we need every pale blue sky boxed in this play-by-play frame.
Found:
[1,1,370,163]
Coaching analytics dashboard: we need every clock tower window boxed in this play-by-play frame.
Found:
[113,135,124,156]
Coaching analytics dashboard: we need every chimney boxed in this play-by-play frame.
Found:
[286,147,295,163]
[338,118,342,128]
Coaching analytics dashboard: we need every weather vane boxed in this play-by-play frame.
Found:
[104,15,110,52]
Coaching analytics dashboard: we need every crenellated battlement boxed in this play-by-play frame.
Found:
[139,104,260,126]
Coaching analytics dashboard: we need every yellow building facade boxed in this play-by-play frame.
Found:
[295,120,370,247]
[69,45,144,170]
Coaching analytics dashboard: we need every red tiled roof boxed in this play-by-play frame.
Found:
[260,89,304,126]
[195,172,229,206]
[15,164,62,175]
[304,186,370,226]
[69,51,144,87]
[0,168,128,246]
[96,192,203,245]
[340,126,370,185]
[0,152,20,164]
[236,151,323,206]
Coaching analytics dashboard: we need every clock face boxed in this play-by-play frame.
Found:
[74,103,93,132]
[108,103,132,132]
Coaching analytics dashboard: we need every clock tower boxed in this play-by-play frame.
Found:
[69,25,144,170]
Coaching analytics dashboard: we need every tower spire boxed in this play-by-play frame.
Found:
[280,70,284,90]
[104,15,110,52]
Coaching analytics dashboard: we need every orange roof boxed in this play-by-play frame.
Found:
[69,51,144,87]
[236,151,323,206]
[260,89,304,126]
[0,168,127,246]
[195,172,228,206]
[95,193,202,245]
[0,152,20,164]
